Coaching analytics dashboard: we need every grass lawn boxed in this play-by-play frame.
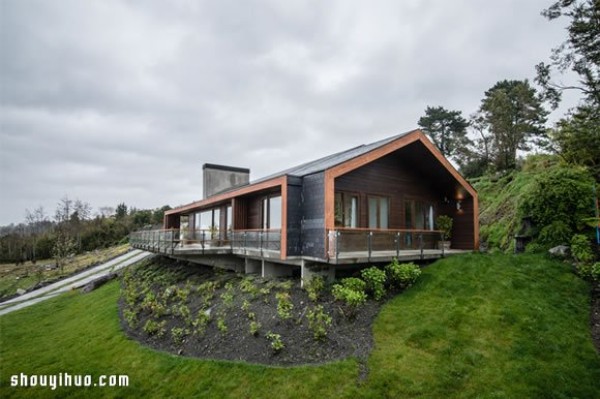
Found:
[1,253,599,398]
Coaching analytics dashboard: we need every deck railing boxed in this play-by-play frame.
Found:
[129,229,180,254]
[327,228,446,262]
[130,228,281,255]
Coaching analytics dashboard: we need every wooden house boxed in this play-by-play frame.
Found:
[131,129,478,280]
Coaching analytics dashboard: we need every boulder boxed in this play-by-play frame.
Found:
[16,288,27,295]
[549,245,570,258]
[79,273,117,294]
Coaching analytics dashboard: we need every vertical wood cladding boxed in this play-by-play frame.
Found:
[302,172,326,258]
[335,152,440,229]
[333,150,476,250]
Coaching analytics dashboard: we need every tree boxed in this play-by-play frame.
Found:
[417,106,470,160]
[478,80,549,171]
[552,105,600,181]
[536,0,600,107]
[115,203,128,220]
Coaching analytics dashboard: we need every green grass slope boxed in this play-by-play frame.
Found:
[1,253,599,398]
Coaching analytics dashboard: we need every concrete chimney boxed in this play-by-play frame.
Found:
[202,164,250,199]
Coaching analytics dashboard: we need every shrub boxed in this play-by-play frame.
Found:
[123,308,138,328]
[277,280,293,291]
[249,321,261,336]
[171,327,189,345]
[592,263,600,280]
[216,316,228,334]
[340,277,366,293]
[241,299,251,313]
[239,278,259,297]
[143,319,166,337]
[331,284,367,318]
[538,221,572,246]
[220,284,235,308]
[276,292,294,320]
[520,166,595,243]
[304,276,325,302]
[524,242,547,254]
[197,281,217,304]
[306,305,332,341]
[385,261,421,288]
[361,266,387,300]
[576,263,592,279]
[436,215,453,240]
[571,234,595,263]
[192,309,211,335]
[266,332,284,352]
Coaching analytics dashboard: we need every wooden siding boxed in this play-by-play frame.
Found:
[302,172,326,258]
[335,151,440,230]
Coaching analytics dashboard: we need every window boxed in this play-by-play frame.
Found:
[262,195,282,229]
[368,196,389,229]
[195,208,220,239]
[405,200,435,231]
[226,205,232,230]
[335,192,358,228]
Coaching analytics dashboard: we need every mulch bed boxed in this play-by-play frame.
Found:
[118,258,392,367]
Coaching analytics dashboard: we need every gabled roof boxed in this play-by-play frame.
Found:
[254,130,413,183]
[166,128,476,216]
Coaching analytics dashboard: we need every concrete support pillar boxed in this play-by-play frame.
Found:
[245,258,261,274]
[300,260,335,287]
[261,260,294,278]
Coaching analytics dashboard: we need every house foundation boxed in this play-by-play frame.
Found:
[300,260,335,287]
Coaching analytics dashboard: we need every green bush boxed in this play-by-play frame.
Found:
[276,292,294,320]
[192,309,211,335]
[171,327,189,345]
[591,263,600,280]
[385,261,421,288]
[520,166,595,243]
[340,277,366,293]
[304,276,325,302]
[249,321,261,336]
[266,332,284,352]
[524,242,547,254]
[306,305,332,341]
[142,319,166,337]
[361,266,387,300]
[571,234,595,263]
[331,284,368,316]
[538,221,573,246]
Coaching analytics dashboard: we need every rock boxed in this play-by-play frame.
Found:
[16,288,27,295]
[80,273,117,294]
[549,245,570,258]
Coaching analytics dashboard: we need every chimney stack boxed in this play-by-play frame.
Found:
[202,164,250,199]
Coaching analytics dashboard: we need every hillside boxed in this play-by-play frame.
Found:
[473,155,596,252]
[1,253,598,398]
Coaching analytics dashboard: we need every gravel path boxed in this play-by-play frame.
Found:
[0,249,153,316]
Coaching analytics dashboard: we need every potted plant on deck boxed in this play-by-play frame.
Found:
[436,215,453,250]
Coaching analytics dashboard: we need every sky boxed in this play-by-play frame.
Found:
[0,0,580,226]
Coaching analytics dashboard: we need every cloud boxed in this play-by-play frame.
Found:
[0,0,577,225]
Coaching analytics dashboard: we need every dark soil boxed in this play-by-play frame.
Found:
[591,281,600,354]
[118,257,395,367]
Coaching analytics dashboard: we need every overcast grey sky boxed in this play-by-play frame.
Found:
[0,0,578,226]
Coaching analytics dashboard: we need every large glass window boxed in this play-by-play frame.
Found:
[195,208,220,239]
[405,200,435,231]
[368,196,389,229]
[335,192,358,228]
[261,195,282,229]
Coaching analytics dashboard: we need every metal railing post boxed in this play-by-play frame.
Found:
[441,232,445,257]
[368,231,372,262]
[335,230,340,263]
[419,233,424,260]
[260,230,264,257]
[201,230,205,255]
[395,231,400,258]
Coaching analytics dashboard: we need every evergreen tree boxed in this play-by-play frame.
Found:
[417,106,470,160]
[478,80,548,171]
